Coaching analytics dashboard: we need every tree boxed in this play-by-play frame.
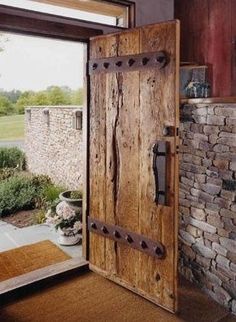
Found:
[71,88,83,105]
[0,95,14,116]
[47,86,71,105]
[15,91,35,114]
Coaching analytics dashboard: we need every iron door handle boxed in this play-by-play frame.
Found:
[152,141,169,206]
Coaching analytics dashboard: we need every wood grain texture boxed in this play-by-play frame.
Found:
[175,0,234,97]
[89,21,180,313]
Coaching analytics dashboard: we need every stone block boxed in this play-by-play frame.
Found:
[189,217,217,233]
[195,174,206,183]
[230,161,236,171]
[220,189,235,201]
[213,159,229,171]
[213,285,232,307]
[191,207,206,220]
[220,237,236,253]
[219,170,233,180]
[227,251,236,263]
[186,224,202,238]
[215,152,236,162]
[215,254,230,268]
[206,169,219,178]
[212,242,227,256]
[214,198,231,209]
[193,133,208,142]
[196,255,211,269]
[204,270,222,285]
[218,137,236,147]
[193,115,207,124]
[179,206,190,216]
[179,198,191,208]
[217,264,236,280]
[181,244,196,260]
[209,134,218,144]
[206,177,222,186]
[220,208,236,219]
[201,183,221,195]
[181,177,194,187]
[192,242,216,259]
[226,117,236,126]
[215,106,236,117]
[232,300,236,314]
[190,123,203,133]
[203,125,220,135]
[202,158,212,167]
[213,144,230,153]
[230,262,236,272]
[206,115,225,126]
[193,107,208,116]
[199,141,213,151]
[179,230,195,245]
[207,214,224,228]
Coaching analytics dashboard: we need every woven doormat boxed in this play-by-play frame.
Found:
[0,240,71,282]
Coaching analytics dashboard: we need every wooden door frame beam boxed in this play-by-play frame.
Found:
[0,4,106,42]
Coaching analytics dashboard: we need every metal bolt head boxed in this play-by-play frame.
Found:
[154,246,163,257]
[113,230,121,238]
[103,62,109,69]
[125,235,133,243]
[101,226,108,234]
[140,241,148,249]
[91,222,97,230]
[128,58,135,66]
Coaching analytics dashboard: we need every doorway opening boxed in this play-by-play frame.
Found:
[0,31,88,289]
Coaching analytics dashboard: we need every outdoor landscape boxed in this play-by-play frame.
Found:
[0,31,84,271]
[0,86,83,144]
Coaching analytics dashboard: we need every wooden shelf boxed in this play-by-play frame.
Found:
[180,97,236,104]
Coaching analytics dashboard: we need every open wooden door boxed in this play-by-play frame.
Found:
[87,21,180,313]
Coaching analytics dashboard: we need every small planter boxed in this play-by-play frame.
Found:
[57,227,81,246]
[59,190,82,212]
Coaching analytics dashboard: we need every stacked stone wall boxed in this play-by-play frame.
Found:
[25,107,83,190]
[179,103,236,314]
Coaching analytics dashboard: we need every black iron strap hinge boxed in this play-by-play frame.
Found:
[89,50,169,75]
[88,217,165,259]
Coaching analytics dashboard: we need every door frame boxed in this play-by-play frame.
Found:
[0,2,126,296]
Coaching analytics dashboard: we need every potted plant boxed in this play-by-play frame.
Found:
[59,190,82,212]
[45,199,82,246]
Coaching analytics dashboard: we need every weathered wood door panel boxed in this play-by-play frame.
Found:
[88,21,180,313]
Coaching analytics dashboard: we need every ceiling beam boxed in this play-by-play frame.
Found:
[0,5,103,42]
[30,0,127,17]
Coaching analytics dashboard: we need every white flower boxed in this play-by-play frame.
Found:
[56,201,75,220]
[73,221,82,232]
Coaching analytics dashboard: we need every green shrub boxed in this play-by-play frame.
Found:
[0,174,52,216]
[0,147,25,169]
[0,176,37,216]
[42,184,65,203]
[0,168,16,181]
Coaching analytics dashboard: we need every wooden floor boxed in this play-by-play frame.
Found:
[0,271,236,322]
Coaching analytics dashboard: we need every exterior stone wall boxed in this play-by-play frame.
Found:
[25,107,83,190]
[179,103,236,314]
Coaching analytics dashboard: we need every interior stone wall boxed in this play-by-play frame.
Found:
[179,103,236,314]
[25,107,83,190]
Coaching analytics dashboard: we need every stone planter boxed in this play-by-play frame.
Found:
[57,227,81,246]
[59,190,82,212]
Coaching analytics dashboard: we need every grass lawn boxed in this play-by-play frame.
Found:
[0,114,24,141]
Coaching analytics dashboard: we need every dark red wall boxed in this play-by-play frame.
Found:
[175,0,236,97]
